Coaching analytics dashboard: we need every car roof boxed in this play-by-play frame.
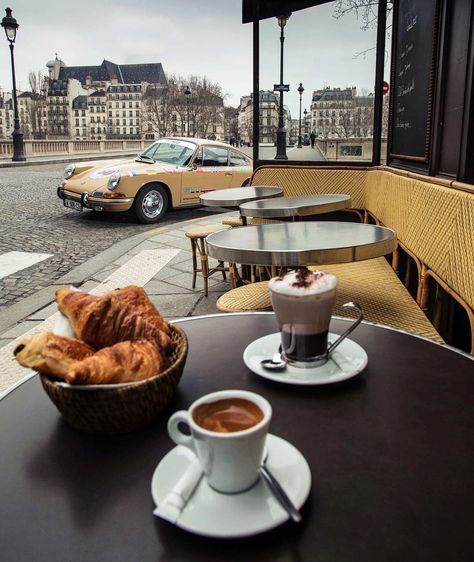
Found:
[159,137,251,154]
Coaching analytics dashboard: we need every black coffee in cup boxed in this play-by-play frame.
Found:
[193,398,264,433]
[269,268,337,366]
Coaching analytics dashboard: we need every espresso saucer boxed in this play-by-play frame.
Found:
[243,332,368,385]
[151,434,311,538]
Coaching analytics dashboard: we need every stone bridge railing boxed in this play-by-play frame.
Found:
[0,139,147,159]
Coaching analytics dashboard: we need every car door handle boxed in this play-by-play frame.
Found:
[225,172,233,176]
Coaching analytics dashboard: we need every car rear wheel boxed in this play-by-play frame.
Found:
[133,184,168,224]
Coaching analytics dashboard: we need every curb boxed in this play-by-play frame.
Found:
[0,212,226,337]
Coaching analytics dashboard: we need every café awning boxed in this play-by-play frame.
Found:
[242,0,331,23]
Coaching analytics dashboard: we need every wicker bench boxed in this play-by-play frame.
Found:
[216,165,474,353]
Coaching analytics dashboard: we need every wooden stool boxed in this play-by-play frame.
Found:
[185,224,231,297]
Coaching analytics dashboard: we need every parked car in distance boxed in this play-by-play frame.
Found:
[58,138,253,223]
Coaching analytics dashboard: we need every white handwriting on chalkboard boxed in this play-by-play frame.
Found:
[398,62,412,77]
[396,105,405,114]
[400,43,414,59]
[405,14,418,32]
[396,119,411,129]
[398,80,415,97]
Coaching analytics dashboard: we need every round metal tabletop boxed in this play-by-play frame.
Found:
[206,221,397,266]
[199,186,283,207]
[239,193,352,218]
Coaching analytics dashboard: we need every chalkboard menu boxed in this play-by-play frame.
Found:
[389,0,439,163]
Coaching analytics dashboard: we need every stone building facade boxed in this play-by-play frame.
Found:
[238,90,291,146]
[310,87,375,140]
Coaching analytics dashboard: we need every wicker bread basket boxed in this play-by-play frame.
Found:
[40,324,188,434]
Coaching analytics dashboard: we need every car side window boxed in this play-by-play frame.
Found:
[229,151,249,166]
[202,147,229,167]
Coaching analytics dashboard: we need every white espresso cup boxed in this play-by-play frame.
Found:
[167,390,272,494]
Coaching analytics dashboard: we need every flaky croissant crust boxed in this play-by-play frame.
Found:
[55,286,173,352]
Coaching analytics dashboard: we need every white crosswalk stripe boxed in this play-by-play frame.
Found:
[0,248,181,395]
[0,251,53,280]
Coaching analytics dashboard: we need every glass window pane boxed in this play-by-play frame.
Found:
[257,1,387,163]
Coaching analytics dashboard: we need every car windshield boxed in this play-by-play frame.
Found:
[138,140,196,166]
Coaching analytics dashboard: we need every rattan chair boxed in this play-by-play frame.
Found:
[185,224,231,297]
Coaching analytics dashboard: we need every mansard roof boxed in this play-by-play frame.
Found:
[58,59,166,86]
[72,95,88,109]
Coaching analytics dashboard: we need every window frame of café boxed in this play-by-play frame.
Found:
[245,0,388,169]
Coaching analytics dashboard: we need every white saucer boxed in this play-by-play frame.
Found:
[243,332,368,385]
[151,433,311,538]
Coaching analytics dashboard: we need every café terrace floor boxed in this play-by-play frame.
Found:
[0,210,238,394]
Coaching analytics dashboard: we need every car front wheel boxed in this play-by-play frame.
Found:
[133,184,168,224]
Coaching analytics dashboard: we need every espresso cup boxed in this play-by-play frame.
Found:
[167,390,271,494]
[269,269,363,368]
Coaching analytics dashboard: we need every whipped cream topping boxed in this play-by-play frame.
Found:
[268,268,337,296]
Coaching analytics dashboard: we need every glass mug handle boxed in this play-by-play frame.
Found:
[327,302,363,356]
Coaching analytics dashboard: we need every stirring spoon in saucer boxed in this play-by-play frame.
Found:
[259,457,302,523]
[260,345,286,371]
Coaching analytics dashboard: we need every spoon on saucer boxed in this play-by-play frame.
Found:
[259,453,302,523]
[260,346,286,371]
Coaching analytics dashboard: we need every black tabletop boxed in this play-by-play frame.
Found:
[1,313,474,562]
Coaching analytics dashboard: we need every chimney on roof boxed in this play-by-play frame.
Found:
[111,75,118,85]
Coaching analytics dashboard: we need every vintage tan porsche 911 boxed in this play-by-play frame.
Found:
[57,137,253,223]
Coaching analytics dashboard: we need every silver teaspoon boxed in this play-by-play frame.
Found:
[260,346,286,371]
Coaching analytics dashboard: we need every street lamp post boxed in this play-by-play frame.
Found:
[184,85,191,137]
[1,7,25,161]
[297,82,304,148]
[274,13,291,160]
[303,108,308,143]
[235,110,240,146]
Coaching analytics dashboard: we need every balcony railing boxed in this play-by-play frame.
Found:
[0,138,150,159]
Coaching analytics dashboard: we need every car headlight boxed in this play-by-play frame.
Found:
[107,171,121,191]
[64,163,75,179]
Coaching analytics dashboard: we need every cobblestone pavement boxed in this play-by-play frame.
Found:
[0,164,223,309]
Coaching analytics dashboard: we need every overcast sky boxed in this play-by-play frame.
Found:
[0,0,388,117]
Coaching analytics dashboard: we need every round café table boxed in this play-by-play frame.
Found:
[199,186,283,225]
[1,313,473,561]
[239,193,351,221]
[205,221,397,267]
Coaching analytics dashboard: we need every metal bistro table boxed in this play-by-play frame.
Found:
[199,185,283,225]
[1,313,474,562]
[205,221,397,267]
[239,193,352,221]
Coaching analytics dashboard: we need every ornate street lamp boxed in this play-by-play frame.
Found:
[184,85,191,137]
[235,110,240,146]
[274,13,291,160]
[297,82,304,148]
[303,108,308,142]
[1,7,25,161]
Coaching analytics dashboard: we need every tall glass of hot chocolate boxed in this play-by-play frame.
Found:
[269,268,362,368]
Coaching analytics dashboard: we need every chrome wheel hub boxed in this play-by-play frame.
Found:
[142,190,163,218]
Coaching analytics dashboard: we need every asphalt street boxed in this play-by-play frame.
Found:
[0,163,224,310]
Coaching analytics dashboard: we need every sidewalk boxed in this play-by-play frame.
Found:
[0,211,237,393]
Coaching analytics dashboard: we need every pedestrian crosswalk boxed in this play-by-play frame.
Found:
[0,247,181,395]
[0,251,53,280]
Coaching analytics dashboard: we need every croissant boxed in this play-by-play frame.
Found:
[14,332,95,379]
[66,339,169,384]
[55,287,173,353]
[106,286,170,335]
